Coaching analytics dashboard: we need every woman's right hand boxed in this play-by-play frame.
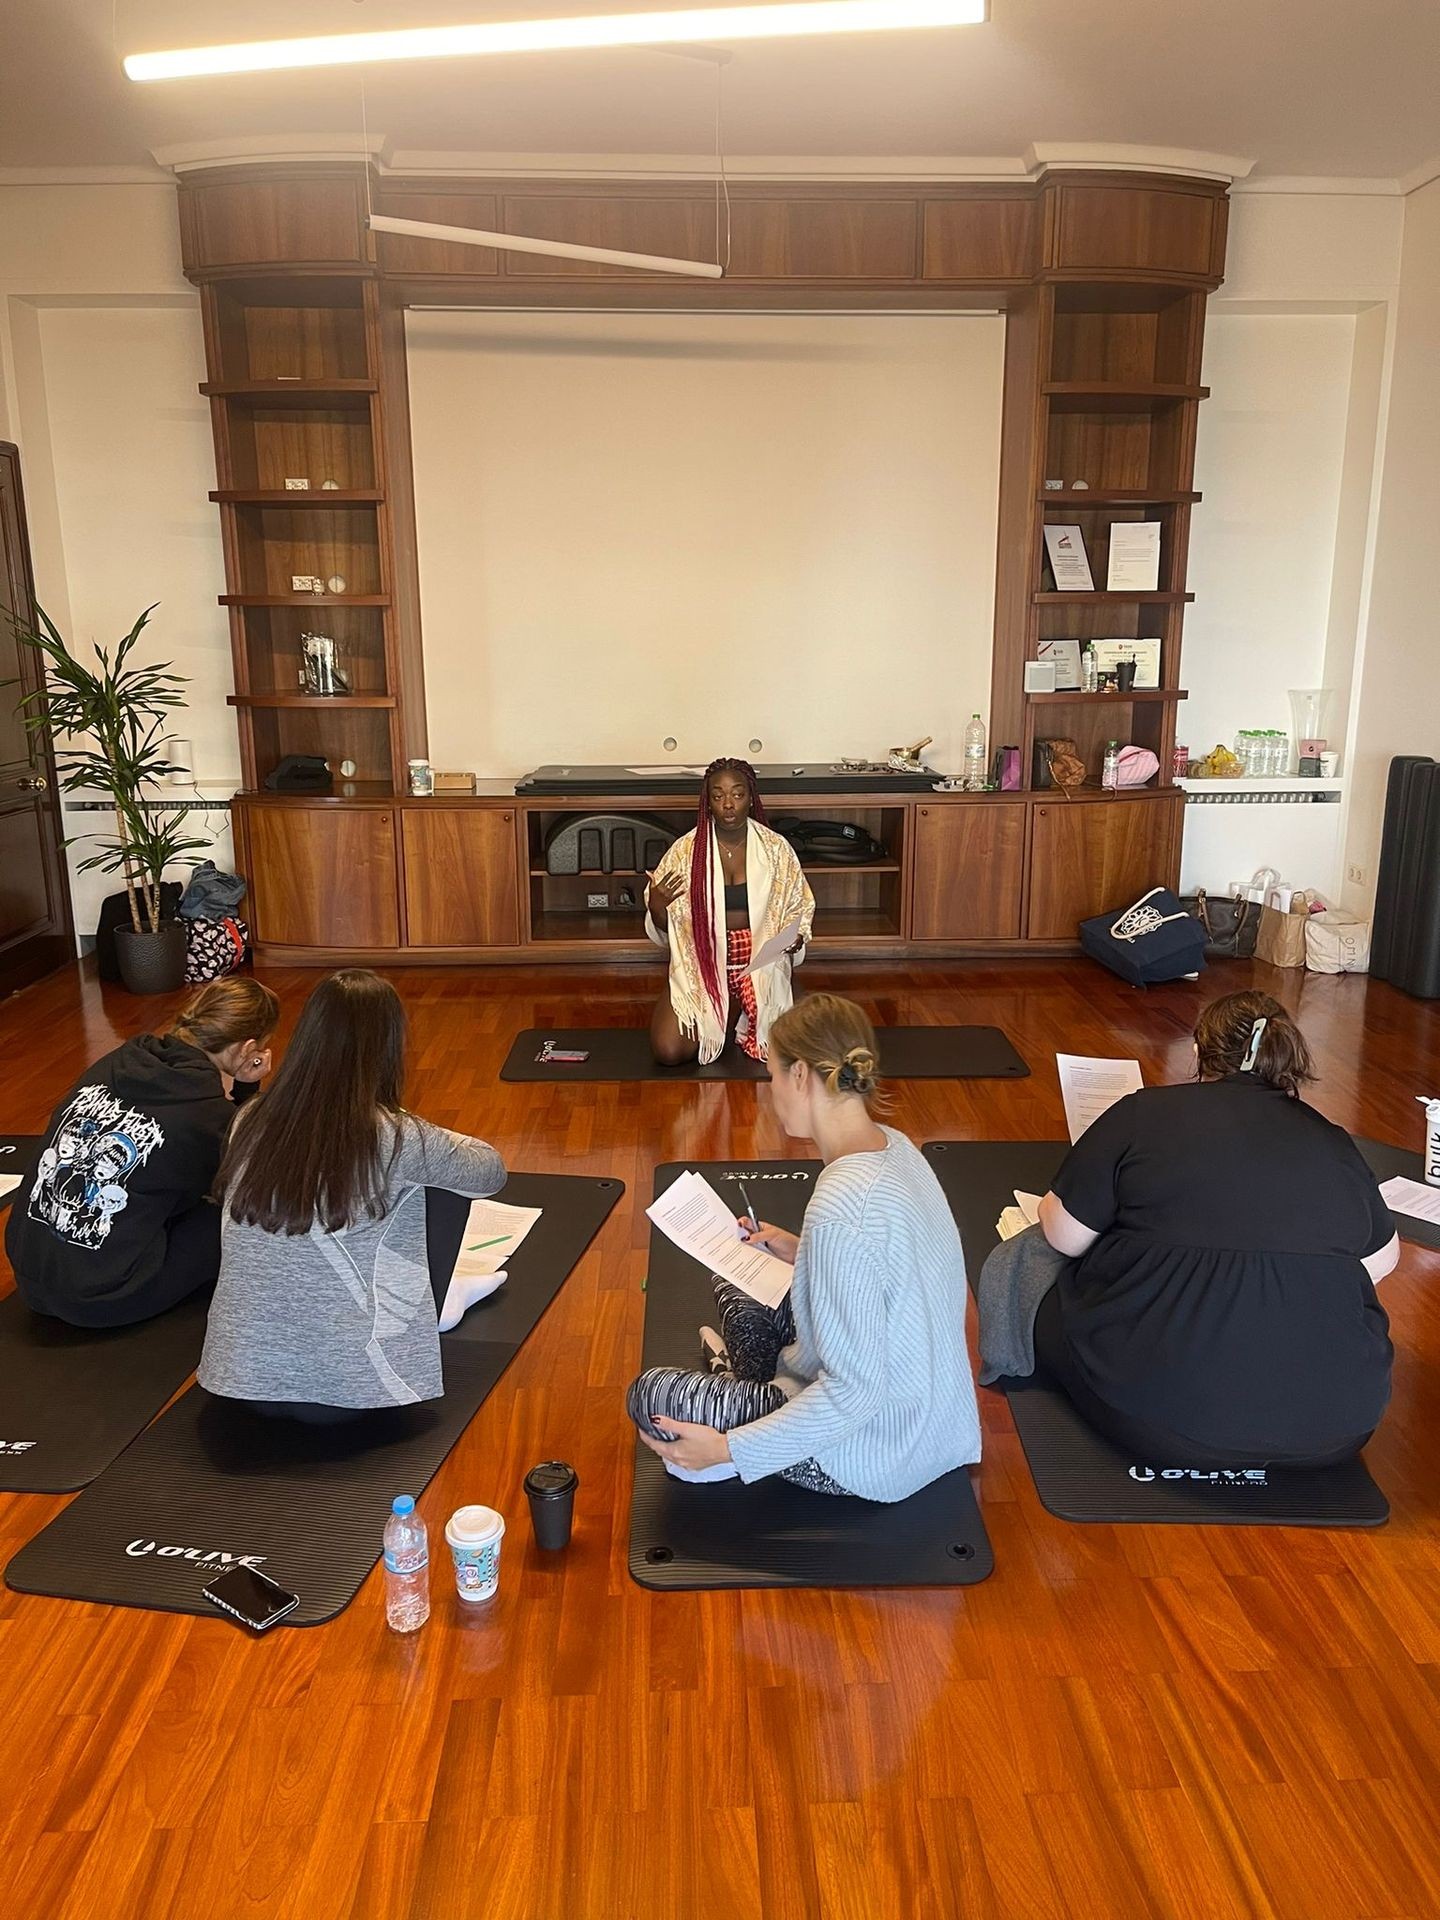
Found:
[739,1218,799,1265]
[646,870,685,920]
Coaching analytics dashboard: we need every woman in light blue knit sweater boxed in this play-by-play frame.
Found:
[628,994,980,1501]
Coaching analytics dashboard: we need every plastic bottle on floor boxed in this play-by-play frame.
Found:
[383,1494,430,1632]
[962,713,988,791]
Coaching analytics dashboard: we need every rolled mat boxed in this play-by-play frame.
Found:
[502,1026,1027,1083]
[628,1160,993,1591]
[923,1140,1389,1527]
[5,1173,621,1624]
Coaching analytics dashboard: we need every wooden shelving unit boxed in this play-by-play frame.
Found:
[992,275,1211,795]
[198,267,425,791]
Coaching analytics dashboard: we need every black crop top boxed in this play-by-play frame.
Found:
[724,880,749,913]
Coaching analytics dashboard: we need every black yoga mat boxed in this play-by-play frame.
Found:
[628,1160,993,1591]
[502,1026,1028,1083]
[924,1140,1389,1528]
[5,1173,621,1625]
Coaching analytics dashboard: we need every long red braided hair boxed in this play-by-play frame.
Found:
[689,758,768,1023]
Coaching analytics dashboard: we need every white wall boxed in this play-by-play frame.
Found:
[0,184,235,942]
[1342,176,1440,906]
[406,310,1002,778]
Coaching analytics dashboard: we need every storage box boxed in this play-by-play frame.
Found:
[433,771,477,794]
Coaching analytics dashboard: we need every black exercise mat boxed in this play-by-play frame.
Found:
[0,1134,40,1209]
[502,1026,1028,1083]
[1354,1136,1440,1254]
[629,1160,993,1591]
[5,1173,621,1624]
[923,1140,1388,1528]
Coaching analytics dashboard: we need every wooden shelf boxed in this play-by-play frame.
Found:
[229,694,397,710]
[1043,382,1209,412]
[530,910,649,945]
[1026,689,1188,705]
[210,488,384,507]
[530,859,900,878]
[1033,590,1193,605]
[811,909,904,940]
[1038,489,1201,506]
[202,380,377,406]
[220,593,391,608]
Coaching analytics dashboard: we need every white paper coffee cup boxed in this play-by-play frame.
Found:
[445,1505,505,1602]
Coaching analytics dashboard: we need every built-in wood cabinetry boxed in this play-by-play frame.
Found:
[180,162,1227,963]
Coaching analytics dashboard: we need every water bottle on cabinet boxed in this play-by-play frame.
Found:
[383,1494,430,1632]
[1102,740,1121,791]
[962,713,988,791]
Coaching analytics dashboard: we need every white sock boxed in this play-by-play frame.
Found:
[438,1269,507,1333]
[664,1458,740,1483]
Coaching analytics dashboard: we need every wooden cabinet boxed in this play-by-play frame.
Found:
[401,808,520,947]
[1026,796,1183,940]
[244,804,399,949]
[911,804,1026,941]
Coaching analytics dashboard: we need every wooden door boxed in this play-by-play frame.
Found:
[402,808,519,947]
[911,803,1026,941]
[0,444,74,995]
[1026,795,1184,940]
[244,804,399,949]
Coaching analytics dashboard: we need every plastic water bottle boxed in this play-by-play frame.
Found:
[383,1493,430,1632]
[962,713,988,791]
[1102,740,1121,791]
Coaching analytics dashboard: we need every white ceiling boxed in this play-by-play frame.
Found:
[2,0,1437,184]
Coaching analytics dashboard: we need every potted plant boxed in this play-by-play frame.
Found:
[9,604,209,994]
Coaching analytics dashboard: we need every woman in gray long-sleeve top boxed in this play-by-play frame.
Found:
[199,970,505,1418]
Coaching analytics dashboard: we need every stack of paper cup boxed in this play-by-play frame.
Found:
[445,1505,505,1602]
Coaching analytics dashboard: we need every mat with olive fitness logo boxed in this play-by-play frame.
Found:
[501,1026,1028,1083]
[628,1160,994,1592]
[0,1136,213,1495]
[924,1140,1390,1528]
[5,1174,621,1624]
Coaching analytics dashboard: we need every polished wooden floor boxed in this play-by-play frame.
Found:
[1,954,1438,1920]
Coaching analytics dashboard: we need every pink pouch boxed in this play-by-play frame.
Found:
[1115,746,1160,787]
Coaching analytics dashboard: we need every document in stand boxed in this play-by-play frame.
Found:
[1378,1176,1440,1227]
[452,1196,542,1283]
[1057,1054,1145,1143]
[647,1170,794,1310]
[745,918,804,975]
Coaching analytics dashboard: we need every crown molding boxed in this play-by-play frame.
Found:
[1399,155,1440,195]
[1233,173,1401,196]
[149,137,1252,187]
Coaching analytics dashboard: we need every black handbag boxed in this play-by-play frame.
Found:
[1184,888,1260,959]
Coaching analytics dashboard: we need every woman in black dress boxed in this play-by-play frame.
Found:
[1027,990,1397,1468]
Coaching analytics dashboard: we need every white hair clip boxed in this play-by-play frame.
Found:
[1240,1016,1268,1072]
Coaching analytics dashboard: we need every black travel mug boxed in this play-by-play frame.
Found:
[524,1460,578,1550]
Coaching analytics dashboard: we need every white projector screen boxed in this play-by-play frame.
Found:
[406,310,1003,777]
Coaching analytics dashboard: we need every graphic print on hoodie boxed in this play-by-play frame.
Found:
[28,1085,166,1249]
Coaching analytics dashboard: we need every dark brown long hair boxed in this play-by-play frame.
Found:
[690,757,768,1022]
[217,969,407,1234]
[1194,989,1315,1097]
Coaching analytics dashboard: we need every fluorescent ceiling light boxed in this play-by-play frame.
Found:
[125,2,986,82]
[370,211,725,278]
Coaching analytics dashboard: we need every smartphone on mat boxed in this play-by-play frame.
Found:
[202,1564,300,1631]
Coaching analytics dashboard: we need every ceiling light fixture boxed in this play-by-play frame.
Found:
[369,211,726,278]
[124,2,986,82]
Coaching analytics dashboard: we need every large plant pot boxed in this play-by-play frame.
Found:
[114,921,187,995]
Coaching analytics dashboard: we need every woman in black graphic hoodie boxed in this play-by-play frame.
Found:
[5,977,280,1327]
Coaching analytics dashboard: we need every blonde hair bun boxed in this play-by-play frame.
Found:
[768,994,884,1106]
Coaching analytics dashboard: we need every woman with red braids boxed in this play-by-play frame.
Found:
[646,759,815,1067]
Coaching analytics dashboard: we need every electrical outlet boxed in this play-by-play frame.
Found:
[1347,865,1365,887]
[587,891,609,909]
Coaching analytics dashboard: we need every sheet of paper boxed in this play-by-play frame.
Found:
[1379,1176,1440,1226]
[1106,520,1162,593]
[646,1170,793,1310]
[451,1196,542,1281]
[1042,522,1094,591]
[996,1206,1030,1242]
[0,1174,20,1202]
[626,765,708,778]
[1056,1053,1145,1143]
[745,917,804,975]
[1014,1191,1043,1227]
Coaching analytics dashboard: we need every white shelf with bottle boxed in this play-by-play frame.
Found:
[1177,776,1344,794]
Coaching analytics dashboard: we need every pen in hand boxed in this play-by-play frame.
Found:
[737,1180,760,1237]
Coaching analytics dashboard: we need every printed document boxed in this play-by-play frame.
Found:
[647,1170,793,1309]
[746,918,804,974]
[1057,1054,1144,1142]
[1378,1176,1440,1227]
[452,1196,542,1282]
